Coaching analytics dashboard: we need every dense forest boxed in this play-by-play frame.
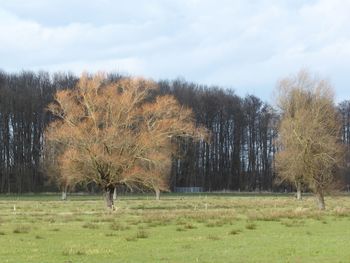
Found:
[0,71,349,193]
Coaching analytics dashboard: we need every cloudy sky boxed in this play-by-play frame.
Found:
[0,0,349,102]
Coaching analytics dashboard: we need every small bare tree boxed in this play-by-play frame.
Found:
[42,140,80,200]
[276,70,344,210]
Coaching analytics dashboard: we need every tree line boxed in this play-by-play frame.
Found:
[159,80,278,191]
[0,70,349,193]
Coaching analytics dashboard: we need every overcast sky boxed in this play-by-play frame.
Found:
[0,0,349,102]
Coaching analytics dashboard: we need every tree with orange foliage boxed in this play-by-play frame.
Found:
[45,73,206,208]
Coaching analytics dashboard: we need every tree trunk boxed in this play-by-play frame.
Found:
[296,181,302,200]
[105,188,114,209]
[155,188,160,201]
[61,190,67,201]
[61,186,67,201]
[316,191,325,210]
[113,187,117,200]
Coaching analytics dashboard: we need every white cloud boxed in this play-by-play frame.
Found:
[0,0,349,102]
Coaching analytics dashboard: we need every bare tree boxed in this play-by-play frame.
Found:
[45,73,205,208]
[276,70,344,209]
[42,140,80,200]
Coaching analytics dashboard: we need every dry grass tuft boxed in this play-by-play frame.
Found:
[136,230,149,239]
[110,222,130,231]
[245,222,257,230]
[13,225,31,234]
[333,207,350,217]
[281,219,305,227]
[125,236,137,242]
[207,234,221,240]
[62,247,86,256]
[184,223,197,229]
[229,229,241,235]
[82,222,99,229]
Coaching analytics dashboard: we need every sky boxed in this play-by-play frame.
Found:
[0,0,349,102]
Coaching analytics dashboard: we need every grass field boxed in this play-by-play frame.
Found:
[1,193,350,263]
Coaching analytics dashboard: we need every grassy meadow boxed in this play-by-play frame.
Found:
[1,193,350,262]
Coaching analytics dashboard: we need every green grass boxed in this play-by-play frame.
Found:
[1,193,350,262]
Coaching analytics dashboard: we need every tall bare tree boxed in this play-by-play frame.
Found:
[276,71,344,209]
